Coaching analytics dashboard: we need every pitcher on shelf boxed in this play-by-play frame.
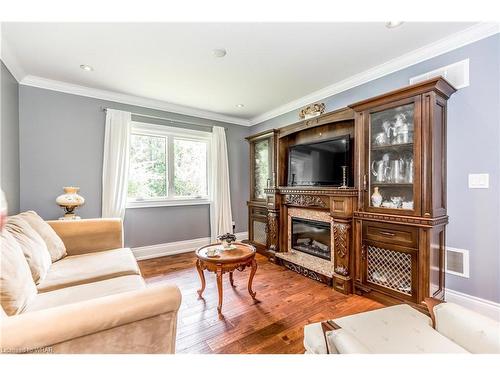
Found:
[388,158,405,183]
[371,153,390,183]
[393,113,411,144]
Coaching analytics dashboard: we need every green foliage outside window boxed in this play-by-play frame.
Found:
[128,133,208,200]
[128,134,167,199]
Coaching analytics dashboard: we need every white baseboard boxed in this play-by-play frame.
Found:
[445,288,500,321]
[132,232,248,261]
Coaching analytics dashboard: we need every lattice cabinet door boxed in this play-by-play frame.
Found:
[250,217,268,248]
[361,240,418,302]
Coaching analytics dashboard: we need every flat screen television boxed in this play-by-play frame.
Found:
[287,135,352,187]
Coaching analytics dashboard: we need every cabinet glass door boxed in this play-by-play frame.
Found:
[368,100,419,214]
[253,138,272,200]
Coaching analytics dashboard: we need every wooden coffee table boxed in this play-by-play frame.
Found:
[195,242,257,315]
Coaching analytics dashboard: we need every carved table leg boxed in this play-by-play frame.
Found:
[229,271,235,287]
[247,258,257,299]
[216,266,224,314]
[196,259,206,297]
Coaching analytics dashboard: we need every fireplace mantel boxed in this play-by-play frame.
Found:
[265,184,357,294]
[273,186,358,197]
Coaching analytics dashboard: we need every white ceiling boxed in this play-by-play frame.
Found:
[1,22,483,124]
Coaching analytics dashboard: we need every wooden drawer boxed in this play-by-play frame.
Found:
[363,221,418,249]
[251,206,268,218]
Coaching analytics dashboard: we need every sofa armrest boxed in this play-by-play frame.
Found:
[0,284,182,353]
[47,218,123,255]
[434,302,500,354]
[326,329,371,354]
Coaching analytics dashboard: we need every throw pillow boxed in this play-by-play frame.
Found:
[0,230,38,315]
[18,211,67,262]
[5,216,52,283]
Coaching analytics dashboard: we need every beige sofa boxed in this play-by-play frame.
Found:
[1,216,182,354]
[304,303,500,354]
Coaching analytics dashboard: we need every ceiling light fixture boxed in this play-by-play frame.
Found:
[385,21,404,29]
[236,104,245,108]
[213,48,227,58]
[80,64,94,72]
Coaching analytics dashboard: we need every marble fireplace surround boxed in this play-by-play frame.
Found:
[276,207,336,278]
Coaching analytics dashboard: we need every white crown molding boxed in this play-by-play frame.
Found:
[0,37,26,82]
[249,22,500,126]
[19,75,252,126]
[8,22,499,127]
[132,232,248,260]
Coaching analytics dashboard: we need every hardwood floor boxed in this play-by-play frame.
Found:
[139,252,384,354]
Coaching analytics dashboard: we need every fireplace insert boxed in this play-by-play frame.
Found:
[291,218,331,261]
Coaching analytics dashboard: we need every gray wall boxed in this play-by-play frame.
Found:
[1,61,20,215]
[251,34,500,303]
[18,86,250,247]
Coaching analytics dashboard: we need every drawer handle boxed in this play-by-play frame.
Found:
[379,231,396,237]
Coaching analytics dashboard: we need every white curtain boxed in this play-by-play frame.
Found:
[210,126,233,241]
[102,109,131,219]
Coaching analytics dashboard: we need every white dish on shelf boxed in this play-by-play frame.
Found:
[402,201,414,209]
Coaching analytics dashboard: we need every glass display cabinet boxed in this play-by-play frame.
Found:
[367,99,420,214]
[351,77,456,308]
[366,98,421,216]
[246,130,278,256]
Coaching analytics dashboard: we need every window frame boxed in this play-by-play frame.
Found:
[127,121,212,209]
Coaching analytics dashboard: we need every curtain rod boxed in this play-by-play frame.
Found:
[101,107,227,130]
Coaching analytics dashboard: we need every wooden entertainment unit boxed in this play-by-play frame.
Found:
[246,78,456,309]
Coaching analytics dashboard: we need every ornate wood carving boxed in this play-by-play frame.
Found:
[280,259,332,286]
[279,187,358,197]
[284,194,327,208]
[267,210,279,252]
[333,222,350,259]
[332,221,351,278]
[299,102,325,120]
[354,211,448,227]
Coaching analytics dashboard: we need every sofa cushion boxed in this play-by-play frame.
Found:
[18,211,67,262]
[36,248,141,292]
[332,304,467,353]
[434,302,500,354]
[0,231,38,315]
[26,275,146,312]
[5,216,52,283]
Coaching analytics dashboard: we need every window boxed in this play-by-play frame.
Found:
[127,122,211,208]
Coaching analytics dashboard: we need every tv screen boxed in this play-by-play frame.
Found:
[288,135,351,187]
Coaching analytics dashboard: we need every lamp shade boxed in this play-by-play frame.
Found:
[56,187,85,219]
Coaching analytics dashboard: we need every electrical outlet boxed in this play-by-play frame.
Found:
[468,173,489,189]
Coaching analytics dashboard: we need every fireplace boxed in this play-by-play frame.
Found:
[291,217,331,261]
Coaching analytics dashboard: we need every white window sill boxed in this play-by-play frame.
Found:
[127,198,211,209]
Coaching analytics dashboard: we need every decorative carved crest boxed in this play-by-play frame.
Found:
[284,194,326,208]
[333,222,350,259]
[299,102,325,120]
